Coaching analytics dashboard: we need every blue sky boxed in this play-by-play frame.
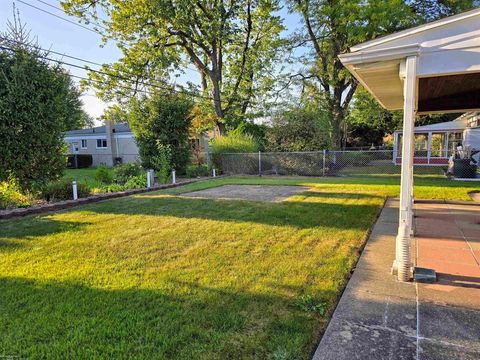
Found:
[0,1,305,121]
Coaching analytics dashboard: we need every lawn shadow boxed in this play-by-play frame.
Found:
[298,191,384,200]
[86,193,382,230]
[0,276,329,359]
[0,217,90,244]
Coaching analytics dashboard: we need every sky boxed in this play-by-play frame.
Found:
[0,0,305,124]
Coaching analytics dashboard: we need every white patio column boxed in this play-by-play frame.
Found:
[394,56,417,282]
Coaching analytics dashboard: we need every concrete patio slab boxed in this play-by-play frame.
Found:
[313,199,480,360]
[181,185,309,202]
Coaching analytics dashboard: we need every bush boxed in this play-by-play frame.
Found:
[99,184,125,193]
[128,92,193,173]
[0,178,31,209]
[95,165,113,183]
[210,131,259,154]
[342,152,371,166]
[114,163,143,184]
[41,178,90,202]
[186,164,210,178]
[124,175,147,189]
[265,105,331,152]
[151,143,172,184]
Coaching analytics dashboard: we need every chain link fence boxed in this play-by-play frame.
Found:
[211,150,396,177]
[210,150,479,178]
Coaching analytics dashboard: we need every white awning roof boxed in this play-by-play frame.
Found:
[339,8,480,112]
[394,116,469,133]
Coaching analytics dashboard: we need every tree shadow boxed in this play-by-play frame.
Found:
[0,276,329,359]
[0,217,91,250]
[85,193,382,230]
[298,191,384,200]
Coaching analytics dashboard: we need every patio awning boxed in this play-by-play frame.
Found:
[339,8,480,114]
[394,115,469,133]
[339,8,480,282]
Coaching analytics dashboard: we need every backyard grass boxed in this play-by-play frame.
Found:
[0,174,478,359]
[64,168,103,187]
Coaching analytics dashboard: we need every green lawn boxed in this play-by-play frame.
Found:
[0,174,477,359]
[64,168,102,187]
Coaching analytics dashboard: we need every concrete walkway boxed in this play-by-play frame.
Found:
[313,199,480,360]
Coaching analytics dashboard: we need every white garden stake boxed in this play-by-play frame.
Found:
[146,169,153,188]
[213,168,216,177]
[72,181,78,200]
[172,170,176,184]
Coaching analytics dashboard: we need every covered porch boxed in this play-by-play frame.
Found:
[339,8,480,282]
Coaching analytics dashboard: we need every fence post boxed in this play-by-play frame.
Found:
[172,169,176,184]
[322,149,326,177]
[72,181,78,200]
[213,168,216,177]
[258,151,262,176]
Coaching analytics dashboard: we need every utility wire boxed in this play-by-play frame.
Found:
[18,0,199,74]
[0,44,215,101]
[33,0,110,32]
[0,39,215,101]
[16,0,99,35]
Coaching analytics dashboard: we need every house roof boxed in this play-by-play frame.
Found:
[350,8,480,53]
[339,8,480,112]
[65,122,132,136]
[395,115,469,133]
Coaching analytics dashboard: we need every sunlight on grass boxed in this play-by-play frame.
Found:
[0,174,477,359]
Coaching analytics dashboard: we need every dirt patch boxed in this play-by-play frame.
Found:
[181,185,309,202]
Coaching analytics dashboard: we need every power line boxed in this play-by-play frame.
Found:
[17,0,199,74]
[16,0,99,35]
[0,39,214,101]
[33,0,109,32]
[0,44,213,101]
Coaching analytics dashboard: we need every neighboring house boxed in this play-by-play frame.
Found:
[65,122,139,167]
[65,122,215,167]
[393,112,480,166]
[189,128,219,164]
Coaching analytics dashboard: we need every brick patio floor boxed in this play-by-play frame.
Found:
[415,202,480,310]
[313,199,480,360]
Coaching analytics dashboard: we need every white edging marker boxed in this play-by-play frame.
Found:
[72,181,78,200]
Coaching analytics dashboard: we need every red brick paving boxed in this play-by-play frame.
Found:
[415,202,480,306]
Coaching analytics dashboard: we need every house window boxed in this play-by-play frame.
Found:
[81,139,88,149]
[430,133,446,157]
[414,134,428,157]
[96,139,108,148]
[448,132,463,156]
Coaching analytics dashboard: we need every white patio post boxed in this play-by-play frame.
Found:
[394,55,417,282]
[171,169,176,184]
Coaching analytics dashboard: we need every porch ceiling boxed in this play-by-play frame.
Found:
[418,73,480,113]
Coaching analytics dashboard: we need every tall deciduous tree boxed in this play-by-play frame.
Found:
[410,0,479,21]
[289,0,415,149]
[61,0,284,134]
